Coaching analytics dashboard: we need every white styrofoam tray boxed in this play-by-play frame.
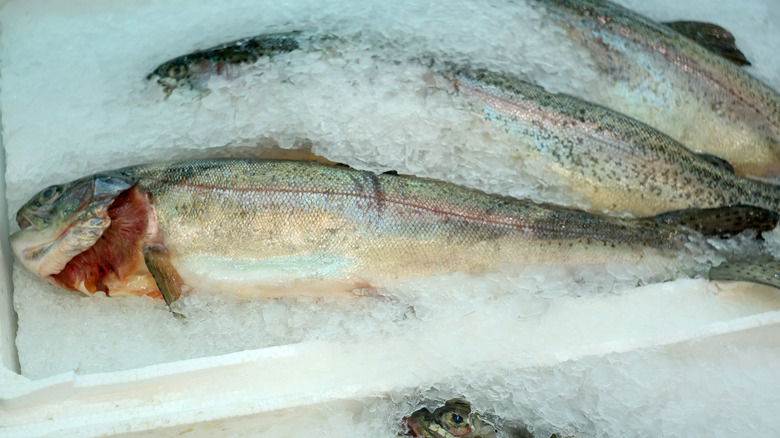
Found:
[2,0,780,436]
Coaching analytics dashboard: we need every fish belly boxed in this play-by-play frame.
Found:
[134,160,677,298]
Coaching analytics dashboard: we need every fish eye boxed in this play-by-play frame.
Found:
[167,63,189,79]
[450,413,463,424]
[38,185,61,204]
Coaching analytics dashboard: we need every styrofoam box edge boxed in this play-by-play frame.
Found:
[0,106,20,375]
[2,301,780,437]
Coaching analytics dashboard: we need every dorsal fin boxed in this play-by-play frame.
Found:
[651,205,779,237]
[696,152,736,173]
[664,21,751,66]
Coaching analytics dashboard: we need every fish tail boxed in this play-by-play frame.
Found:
[651,205,779,237]
[709,260,780,289]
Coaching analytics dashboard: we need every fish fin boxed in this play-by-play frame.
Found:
[695,152,736,173]
[256,145,340,165]
[143,245,185,318]
[663,21,751,66]
[708,259,780,290]
[652,205,779,237]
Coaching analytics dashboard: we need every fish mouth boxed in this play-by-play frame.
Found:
[16,211,33,230]
[406,411,450,438]
[14,178,93,232]
[156,77,182,90]
[20,215,86,256]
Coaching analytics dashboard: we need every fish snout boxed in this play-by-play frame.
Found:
[405,409,438,437]
[16,210,34,230]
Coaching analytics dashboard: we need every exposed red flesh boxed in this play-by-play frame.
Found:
[51,187,151,295]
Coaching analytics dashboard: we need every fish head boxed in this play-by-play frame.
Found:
[11,172,137,281]
[407,399,495,438]
[147,58,192,96]
[406,407,441,438]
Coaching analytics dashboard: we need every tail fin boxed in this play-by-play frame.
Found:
[652,205,779,237]
[709,260,780,290]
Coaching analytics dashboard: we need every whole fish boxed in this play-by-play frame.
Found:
[448,69,780,217]
[532,0,780,179]
[147,32,302,97]
[406,399,500,438]
[9,159,780,305]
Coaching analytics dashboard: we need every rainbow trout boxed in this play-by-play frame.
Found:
[405,399,574,438]
[147,32,302,97]
[406,399,500,438]
[9,159,780,306]
[449,69,780,217]
[532,0,780,179]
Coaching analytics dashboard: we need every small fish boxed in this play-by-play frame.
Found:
[532,0,780,179]
[406,399,500,438]
[447,69,780,217]
[404,399,575,438]
[147,32,302,97]
[10,159,780,308]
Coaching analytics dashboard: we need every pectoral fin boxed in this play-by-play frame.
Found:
[143,245,185,317]
[651,205,779,237]
[663,21,751,66]
[695,152,735,174]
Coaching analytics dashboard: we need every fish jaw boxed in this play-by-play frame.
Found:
[11,172,139,291]
[10,213,110,280]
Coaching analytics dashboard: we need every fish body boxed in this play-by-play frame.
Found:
[406,399,500,438]
[9,159,779,302]
[147,32,302,96]
[450,70,780,217]
[532,0,780,179]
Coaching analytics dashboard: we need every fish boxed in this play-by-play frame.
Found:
[405,399,576,438]
[447,69,780,217]
[531,0,780,179]
[147,32,303,97]
[10,159,780,307]
[405,399,500,438]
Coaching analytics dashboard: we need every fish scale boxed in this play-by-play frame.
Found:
[532,0,780,179]
[450,69,780,217]
[10,159,780,304]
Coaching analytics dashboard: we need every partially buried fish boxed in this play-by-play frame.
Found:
[531,0,780,179]
[147,3,780,180]
[10,159,780,307]
[147,32,302,97]
[447,68,780,217]
[405,399,573,438]
[406,399,500,438]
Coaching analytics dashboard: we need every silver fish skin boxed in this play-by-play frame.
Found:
[532,0,780,179]
[449,69,780,217]
[5,159,750,302]
[10,159,780,303]
[147,32,304,96]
